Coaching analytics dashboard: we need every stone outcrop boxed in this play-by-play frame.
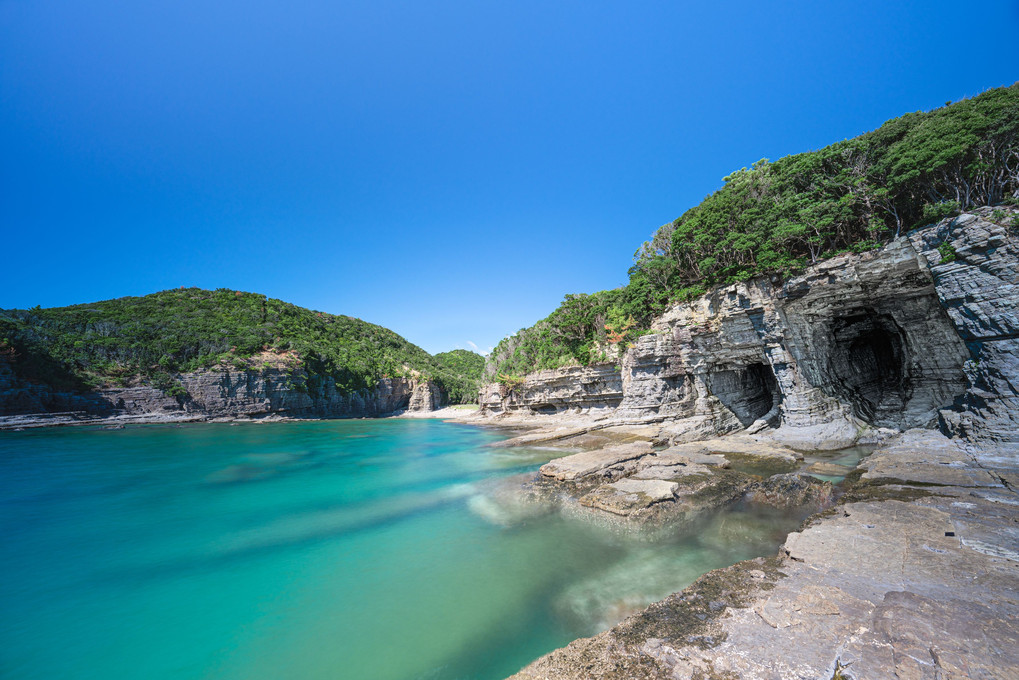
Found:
[908,210,1019,459]
[493,209,1019,679]
[509,430,1019,680]
[407,380,445,412]
[530,434,826,526]
[0,356,444,427]
[0,353,110,417]
[482,207,1019,455]
[538,441,654,484]
[479,364,623,414]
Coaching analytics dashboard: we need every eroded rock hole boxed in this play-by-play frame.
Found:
[829,314,910,425]
[707,362,779,427]
[530,403,558,415]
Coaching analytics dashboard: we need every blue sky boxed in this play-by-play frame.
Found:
[2,1,1017,355]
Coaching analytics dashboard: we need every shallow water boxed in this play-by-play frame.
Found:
[802,444,876,483]
[1,420,808,680]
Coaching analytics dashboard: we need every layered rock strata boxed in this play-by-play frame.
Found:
[0,358,444,428]
[495,208,1019,679]
[908,211,1019,459]
[479,364,623,414]
[510,430,1019,680]
[482,208,1019,454]
[527,434,832,526]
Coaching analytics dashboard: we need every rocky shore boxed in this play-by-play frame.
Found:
[462,208,1019,678]
[443,401,1019,678]
[480,208,1018,455]
[493,427,1019,680]
[3,208,1017,676]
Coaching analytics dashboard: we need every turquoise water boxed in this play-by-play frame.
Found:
[1,420,805,680]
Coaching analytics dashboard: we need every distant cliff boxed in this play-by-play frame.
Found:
[0,289,483,424]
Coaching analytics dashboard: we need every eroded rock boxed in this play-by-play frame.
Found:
[481,210,1019,457]
[745,472,834,509]
[510,447,1019,680]
[579,479,679,516]
[538,442,654,483]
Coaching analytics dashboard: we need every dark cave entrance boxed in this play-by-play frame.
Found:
[530,403,558,415]
[707,362,779,427]
[827,314,910,425]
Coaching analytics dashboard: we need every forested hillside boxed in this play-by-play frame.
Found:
[488,83,1019,381]
[432,350,486,404]
[0,288,484,403]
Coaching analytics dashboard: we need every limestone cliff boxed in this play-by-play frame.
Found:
[481,207,1019,453]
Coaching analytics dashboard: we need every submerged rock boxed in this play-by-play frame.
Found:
[510,431,1019,680]
[531,432,850,525]
[744,472,834,509]
[803,460,852,476]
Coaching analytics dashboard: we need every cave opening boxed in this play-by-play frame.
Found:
[828,314,910,425]
[707,362,779,427]
[530,403,558,415]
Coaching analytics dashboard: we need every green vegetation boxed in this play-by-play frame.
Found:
[490,84,1019,378]
[486,291,648,380]
[431,349,486,404]
[0,288,483,403]
[937,241,958,264]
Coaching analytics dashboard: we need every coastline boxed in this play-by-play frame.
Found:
[384,406,1019,678]
[0,403,490,431]
[4,403,1018,677]
[493,423,1019,679]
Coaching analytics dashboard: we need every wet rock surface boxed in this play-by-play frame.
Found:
[580,479,681,516]
[529,431,831,527]
[744,472,833,508]
[508,430,1019,680]
[539,442,654,484]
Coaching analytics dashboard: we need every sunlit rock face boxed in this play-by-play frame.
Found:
[622,236,970,446]
[909,210,1019,458]
[478,364,623,414]
[0,360,430,421]
[407,380,445,412]
[100,372,424,419]
[481,207,1019,454]
[775,237,970,431]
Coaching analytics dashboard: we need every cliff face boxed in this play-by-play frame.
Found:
[481,208,1019,453]
[909,212,1019,460]
[0,359,444,425]
[479,364,623,414]
[102,369,435,419]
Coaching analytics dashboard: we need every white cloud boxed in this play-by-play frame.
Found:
[466,341,479,351]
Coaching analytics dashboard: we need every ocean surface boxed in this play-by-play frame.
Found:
[1,419,808,680]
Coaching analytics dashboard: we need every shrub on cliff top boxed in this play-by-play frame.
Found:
[490,83,1019,379]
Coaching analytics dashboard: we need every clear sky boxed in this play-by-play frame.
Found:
[2,1,1016,355]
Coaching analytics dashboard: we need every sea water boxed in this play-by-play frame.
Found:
[0,420,807,680]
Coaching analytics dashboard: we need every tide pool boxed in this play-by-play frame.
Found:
[1,420,805,679]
